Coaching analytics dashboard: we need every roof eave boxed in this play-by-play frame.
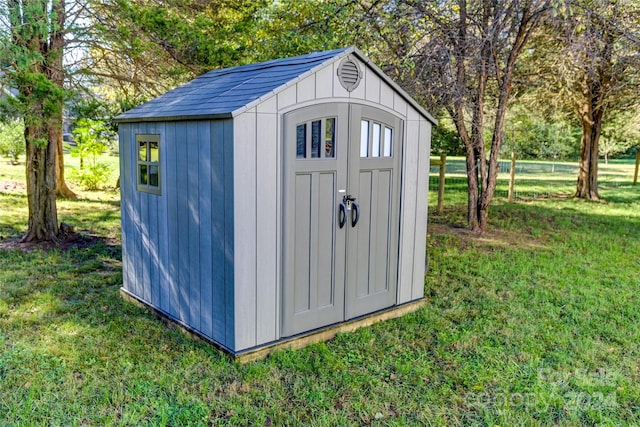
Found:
[114,112,233,124]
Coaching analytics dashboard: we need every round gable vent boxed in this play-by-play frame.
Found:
[337,57,362,92]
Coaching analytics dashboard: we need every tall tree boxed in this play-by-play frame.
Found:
[562,1,640,199]
[525,1,640,199]
[1,0,69,241]
[408,0,550,231]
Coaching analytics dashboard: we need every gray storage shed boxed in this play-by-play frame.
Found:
[115,47,435,357]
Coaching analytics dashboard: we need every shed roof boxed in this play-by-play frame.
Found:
[115,47,435,124]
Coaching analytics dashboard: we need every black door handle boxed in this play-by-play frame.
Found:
[351,201,360,227]
[338,202,347,229]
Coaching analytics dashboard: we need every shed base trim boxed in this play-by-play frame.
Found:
[120,287,426,363]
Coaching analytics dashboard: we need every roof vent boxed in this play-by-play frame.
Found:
[337,58,362,91]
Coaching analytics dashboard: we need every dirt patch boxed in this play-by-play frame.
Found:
[428,223,547,250]
[0,224,114,252]
[0,181,26,192]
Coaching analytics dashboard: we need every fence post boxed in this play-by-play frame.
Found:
[437,153,446,213]
[634,150,640,186]
[508,152,516,202]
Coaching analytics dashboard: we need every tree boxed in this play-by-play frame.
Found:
[1,0,69,241]
[408,0,550,231]
[534,1,640,199]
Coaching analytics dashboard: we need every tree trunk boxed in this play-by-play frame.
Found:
[576,97,602,200]
[49,0,77,200]
[23,122,59,242]
[54,125,77,198]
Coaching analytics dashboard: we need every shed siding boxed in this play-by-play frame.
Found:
[256,110,279,345]
[364,66,381,104]
[315,65,334,99]
[164,122,180,319]
[120,119,235,350]
[233,110,258,350]
[412,118,431,300]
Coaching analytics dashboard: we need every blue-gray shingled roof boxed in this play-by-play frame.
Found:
[115,47,350,122]
[114,46,436,124]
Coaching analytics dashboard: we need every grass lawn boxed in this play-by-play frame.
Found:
[1,157,639,425]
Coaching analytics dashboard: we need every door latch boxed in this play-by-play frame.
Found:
[343,194,357,211]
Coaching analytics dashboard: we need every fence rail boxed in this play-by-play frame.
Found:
[429,152,638,208]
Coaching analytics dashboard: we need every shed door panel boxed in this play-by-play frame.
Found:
[345,105,402,319]
[282,103,402,337]
[282,105,348,336]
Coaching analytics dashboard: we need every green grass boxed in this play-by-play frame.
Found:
[1,158,640,425]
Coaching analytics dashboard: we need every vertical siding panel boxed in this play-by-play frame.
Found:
[257,97,277,114]
[198,122,213,338]
[380,82,394,110]
[233,110,257,350]
[412,119,431,300]
[187,123,201,331]
[119,124,135,296]
[148,123,164,308]
[297,76,315,103]
[176,122,190,324]
[393,94,408,118]
[157,123,170,313]
[140,191,150,302]
[364,68,381,104]
[131,123,149,301]
[223,119,235,348]
[397,119,420,304]
[256,112,278,344]
[165,122,179,318]
[277,86,297,111]
[315,66,334,99]
[210,121,226,345]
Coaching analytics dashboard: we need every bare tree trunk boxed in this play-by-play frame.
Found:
[23,120,59,242]
[576,101,602,200]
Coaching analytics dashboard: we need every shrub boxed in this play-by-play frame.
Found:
[0,119,25,164]
[70,162,112,190]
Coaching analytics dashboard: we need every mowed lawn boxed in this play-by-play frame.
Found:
[1,157,639,426]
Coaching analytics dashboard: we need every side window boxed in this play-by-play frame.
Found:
[360,120,393,158]
[296,117,336,159]
[136,134,161,194]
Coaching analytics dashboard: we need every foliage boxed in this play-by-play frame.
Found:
[1,158,640,425]
[502,111,581,161]
[69,119,114,190]
[598,111,640,163]
[0,119,25,164]
[431,123,465,156]
[71,119,113,167]
[69,162,113,191]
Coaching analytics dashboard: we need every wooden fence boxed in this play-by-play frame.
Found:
[430,150,640,211]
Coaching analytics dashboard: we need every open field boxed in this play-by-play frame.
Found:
[1,158,639,425]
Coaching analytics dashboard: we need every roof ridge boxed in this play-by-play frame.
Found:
[197,47,350,80]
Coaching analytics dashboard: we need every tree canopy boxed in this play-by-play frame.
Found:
[1,0,639,238]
